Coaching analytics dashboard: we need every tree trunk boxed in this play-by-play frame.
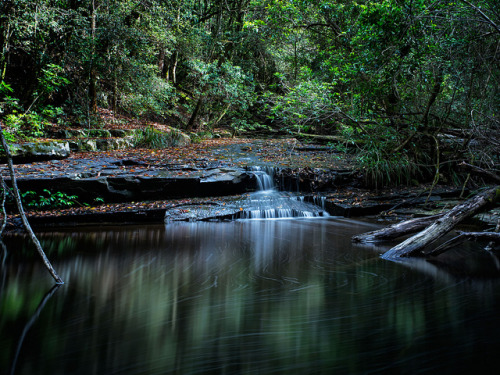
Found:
[158,47,165,77]
[171,51,178,84]
[211,103,230,128]
[1,20,10,81]
[485,219,500,251]
[0,121,64,284]
[111,74,117,113]
[186,96,203,132]
[352,213,445,243]
[381,186,499,259]
[89,0,98,114]
[422,67,444,127]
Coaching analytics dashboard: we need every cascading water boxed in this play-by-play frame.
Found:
[242,166,329,219]
[250,166,275,191]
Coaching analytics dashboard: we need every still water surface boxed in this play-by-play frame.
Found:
[1,218,500,374]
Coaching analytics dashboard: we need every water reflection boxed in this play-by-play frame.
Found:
[1,218,500,374]
[8,284,62,375]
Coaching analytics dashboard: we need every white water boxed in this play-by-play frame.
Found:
[250,166,275,191]
[245,166,329,219]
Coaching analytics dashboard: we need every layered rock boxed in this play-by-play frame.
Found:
[1,140,71,162]
[2,126,191,162]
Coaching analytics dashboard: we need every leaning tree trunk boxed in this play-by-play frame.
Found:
[185,96,203,132]
[381,186,499,259]
[0,122,64,283]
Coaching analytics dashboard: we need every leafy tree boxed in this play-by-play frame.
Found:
[257,0,499,185]
[0,0,497,186]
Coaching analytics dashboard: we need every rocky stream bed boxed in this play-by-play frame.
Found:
[1,137,498,231]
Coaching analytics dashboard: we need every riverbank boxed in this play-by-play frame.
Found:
[2,136,496,231]
[6,185,483,229]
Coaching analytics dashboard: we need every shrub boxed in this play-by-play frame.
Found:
[21,189,79,209]
[133,126,183,148]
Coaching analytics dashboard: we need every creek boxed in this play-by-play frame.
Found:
[1,169,500,374]
[1,218,500,374]
[239,166,328,219]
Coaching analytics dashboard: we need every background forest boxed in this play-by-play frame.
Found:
[1,0,499,186]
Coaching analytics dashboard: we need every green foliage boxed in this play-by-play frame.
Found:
[133,126,183,149]
[4,112,46,138]
[2,104,65,140]
[185,60,257,131]
[229,118,265,136]
[37,64,70,99]
[0,0,498,186]
[94,197,105,205]
[356,148,421,189]
[21,190,79,209]
[120,75,177,119]
[268,77,339,134]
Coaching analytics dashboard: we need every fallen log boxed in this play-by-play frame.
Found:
[295,133,362,146]
[429,231,500,256]
[352,214,445,243]
[381,186,499,259]
[458,162,500,184]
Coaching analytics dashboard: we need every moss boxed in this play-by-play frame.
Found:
[494,187,500,203]
[133,126,190,148]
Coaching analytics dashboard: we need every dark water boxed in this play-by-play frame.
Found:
[1,218,500,375]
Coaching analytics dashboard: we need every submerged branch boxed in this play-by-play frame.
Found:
[9,284,62,375]
[429,231,500,256]
[0,175,8,236]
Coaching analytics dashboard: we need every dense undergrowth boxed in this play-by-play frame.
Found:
[1,0,498,188]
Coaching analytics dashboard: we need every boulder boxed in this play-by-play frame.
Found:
[69,137,135,152]
[2,140,70,162]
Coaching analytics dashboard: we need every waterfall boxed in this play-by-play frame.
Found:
[244,166,329,219]
[250,166,275,191]
[313,195,326,210]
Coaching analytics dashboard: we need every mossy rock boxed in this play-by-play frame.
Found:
[133,127,190,148]
[1,140,70,162]
[212,129,233,138]
[54,128,136,139]
[69,137,135,152]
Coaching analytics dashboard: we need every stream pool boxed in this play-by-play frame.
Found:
[1,218,500,374]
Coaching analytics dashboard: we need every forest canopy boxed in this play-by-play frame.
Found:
[1,0,499,186]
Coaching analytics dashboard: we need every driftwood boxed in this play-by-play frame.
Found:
[429,231,500,256]
[485,219,500,251]
[380,186,499,259]
[352,213,445,243]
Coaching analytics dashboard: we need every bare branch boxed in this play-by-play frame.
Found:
[461,0,500,35]
[0,121,64,284]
